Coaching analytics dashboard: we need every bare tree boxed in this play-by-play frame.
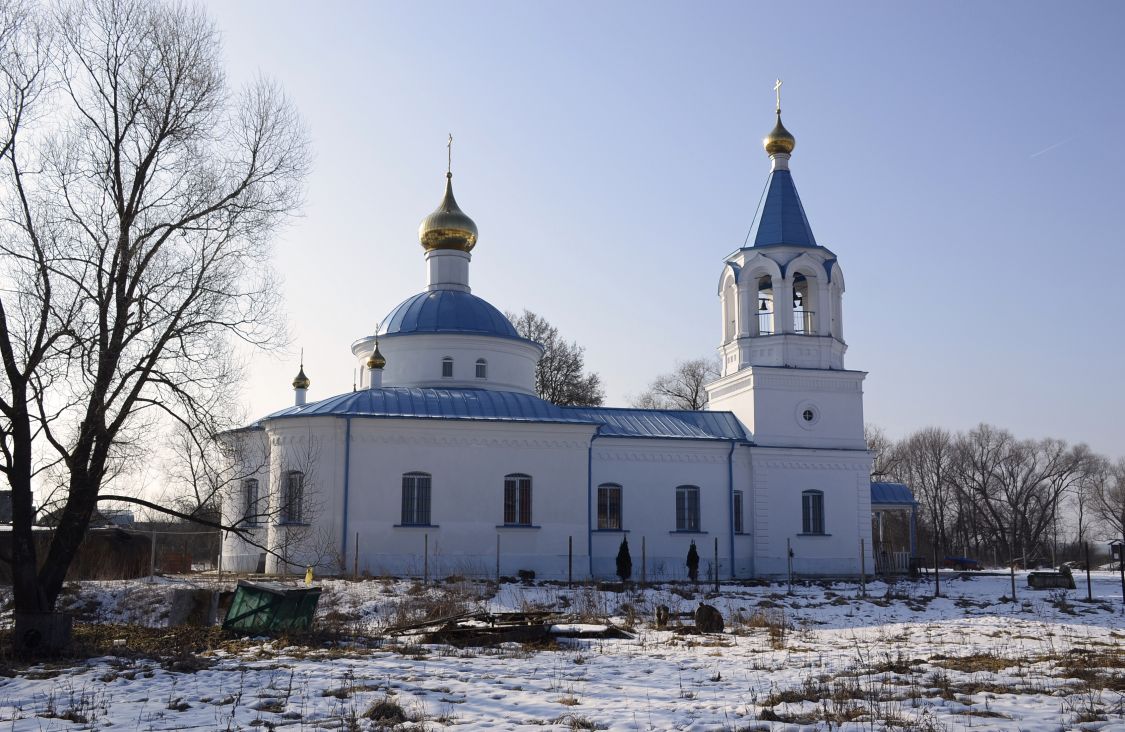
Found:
[1088,457,1125,543]
[0,0,308,616]
[506,309,604,406]
[949,425,1093,564]
[889,427,956,554]
[631,357,720,411]
[865,423,899,480]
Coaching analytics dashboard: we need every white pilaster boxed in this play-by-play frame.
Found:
[776,275,795,335]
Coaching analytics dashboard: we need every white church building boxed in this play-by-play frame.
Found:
[220,104,883,580]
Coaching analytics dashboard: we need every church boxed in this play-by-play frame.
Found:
[220,99,887,580]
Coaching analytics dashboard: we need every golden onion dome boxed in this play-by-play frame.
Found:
[292,366,310,390]
[418,173,478,252]
[763,111,796,155]
[366,342,386,370]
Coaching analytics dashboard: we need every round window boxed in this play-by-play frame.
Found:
[795,402,820,430]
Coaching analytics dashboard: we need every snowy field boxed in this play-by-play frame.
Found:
[0,571,1122,731]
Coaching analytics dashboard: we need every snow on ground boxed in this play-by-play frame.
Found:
[0,570,1122,730]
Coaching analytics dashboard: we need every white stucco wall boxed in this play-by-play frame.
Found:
[750,447,874,576]
[707,366,867,450]
[589,438,746,581]
[350,332,542,395]
[217,428,270,573]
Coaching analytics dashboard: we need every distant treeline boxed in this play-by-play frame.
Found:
[868,423,1124,567]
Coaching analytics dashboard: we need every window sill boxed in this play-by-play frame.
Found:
[593,528,629,533]
[277,521,310,527]
[669,530,708,535]
[393,524,439,529]
[496,524,541,530]
[797,532,832,537]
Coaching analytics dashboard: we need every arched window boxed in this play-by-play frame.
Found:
[401,472,432,526]
[441,356,453,378]
[475,358,487,379]
[675,485,700,532]
[756,275,774,335]
[242,478,260,525]
[802,490,825,534]
[503,473,532,526]
[792,273,816,335]
[597,483,623,530]
[283,471,304,524]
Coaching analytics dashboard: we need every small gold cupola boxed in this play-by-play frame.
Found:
[763,78,796,156]
[764,112,796,155]
[292,353,311,406]
[418,172,478,252]
[366,342,386,370]
[366,334,386,390]
[292,366,310,390]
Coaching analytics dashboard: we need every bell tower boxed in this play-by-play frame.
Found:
[707,86,866,450]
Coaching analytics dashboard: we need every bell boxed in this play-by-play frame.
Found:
[794,292,803,307]
[759,298,769,312]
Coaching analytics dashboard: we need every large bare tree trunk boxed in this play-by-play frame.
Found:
[0,0,309,626]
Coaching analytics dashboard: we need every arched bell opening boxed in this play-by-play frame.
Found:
[756,275,774,335]
[791,273,818,335]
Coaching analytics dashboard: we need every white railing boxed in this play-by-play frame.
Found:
[874,549,911,574]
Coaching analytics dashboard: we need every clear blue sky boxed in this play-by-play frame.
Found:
[205,1,1125,459]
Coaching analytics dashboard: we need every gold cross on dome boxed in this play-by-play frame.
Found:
[447,133,453,175]
[774,78,783,112]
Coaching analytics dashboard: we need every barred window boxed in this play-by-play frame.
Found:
[675,485,700,532]
[242,478,260,525]
[802,490,825,534]
[475,359,487,379]
[401,472,432,526]
[503,473,532,526]
[282,471,304,523]
[441,356,453,378]
[597,484,622,530]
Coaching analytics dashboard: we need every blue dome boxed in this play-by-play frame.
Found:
[380,290,520,339]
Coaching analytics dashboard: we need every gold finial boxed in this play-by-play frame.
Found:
[447,133,453,177]
[366,326,386,370]
[764,79,796,156]
[292,349,311,390]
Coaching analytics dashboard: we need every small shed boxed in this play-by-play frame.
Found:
[222,580,322,633]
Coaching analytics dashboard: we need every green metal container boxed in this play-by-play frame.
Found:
[222,580,322,633]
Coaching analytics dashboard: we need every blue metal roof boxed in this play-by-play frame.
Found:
[565,406,748,441]
[266,387,580,423]
[747,169,818,248]
[380,290,521,339]
[262,388,749,442]
[870,482,915,505]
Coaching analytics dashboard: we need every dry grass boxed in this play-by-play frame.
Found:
[929,652,1020,673]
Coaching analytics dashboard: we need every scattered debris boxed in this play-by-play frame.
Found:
[387,611,635,646]
[1028,571,1076,590]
